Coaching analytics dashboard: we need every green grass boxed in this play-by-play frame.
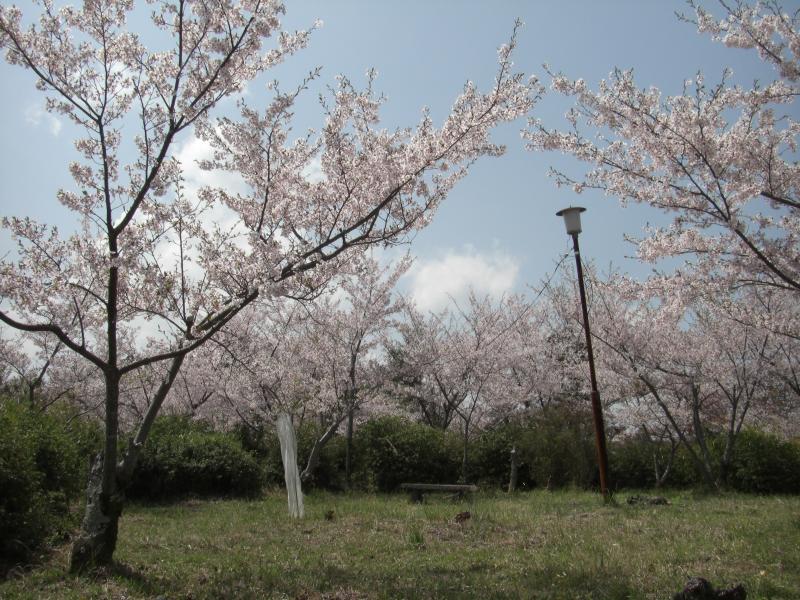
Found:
[2,490,798,599]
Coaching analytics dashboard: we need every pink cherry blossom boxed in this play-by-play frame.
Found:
[0,2,538,568]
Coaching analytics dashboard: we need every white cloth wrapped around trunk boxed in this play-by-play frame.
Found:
[276,412,304,518]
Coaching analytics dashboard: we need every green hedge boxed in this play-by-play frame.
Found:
[238,416,461,493]
[608,429,800,493]
[122,413,800,502]
[228,412,800,495]
[352,416,461,492]
[127,416,263,500]
[295,423,348,490]
[725,429,800,494]
[0,398,99,567]
[470,423,520,488]
[609,436,698,490]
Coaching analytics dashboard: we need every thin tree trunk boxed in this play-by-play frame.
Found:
[300,414,345,483]
[118,355,186,484]
[276,413,304,518]
[689,386,718,488]
[345,354,358,489]
[345,408,354,489]
[653,439,678,488]
[460,421,470,483]
[641,377,717,489]
[642,425,677,488]
[69,368,122,572]
[662,438,678,488]
[719,389,747,486]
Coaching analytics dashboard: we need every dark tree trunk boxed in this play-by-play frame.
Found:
[642,425,677,488]
[644,378,718,490]
[71,262,123,572]
[69,454,123,572]
[69,354,185,571]
[689,387,719,488]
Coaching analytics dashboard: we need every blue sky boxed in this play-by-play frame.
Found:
[0,0,794,311]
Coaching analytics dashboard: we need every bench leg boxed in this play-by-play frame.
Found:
[409,490,423,504]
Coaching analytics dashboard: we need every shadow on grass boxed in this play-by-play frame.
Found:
[278,562,638,600]
[516,565,639,599]
[0,540,70,584]
[92,561,174,597]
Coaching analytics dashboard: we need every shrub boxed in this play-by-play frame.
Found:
[608,438,655,489]
[0,398,94,567]
[176,414,800,496]
[470,422,533,489]
[609,429,800,492]
[352,416,460,492]
[513,407,597,489]
[607,435,695,488]
[127,416,262,500]
[256,429,285,488]
[724,429,800,494]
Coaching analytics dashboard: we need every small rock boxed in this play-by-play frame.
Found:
[454,511,471,523]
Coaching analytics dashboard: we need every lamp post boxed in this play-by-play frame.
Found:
[556,206,611,500]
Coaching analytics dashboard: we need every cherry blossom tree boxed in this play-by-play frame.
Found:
[504,286,590,413]
[192,255,407,515]
[210,298,323,517]
[390,292,528,482]
[701,282,800,425]
[586,272,790,487]
[298,254,410,487]
[387,304,460,430]
[524,0,799,333]
[0,331,100,412]
[0,1,538,569]
[523,2,800,478]
[0,333,65,407]
[161,350,228,423]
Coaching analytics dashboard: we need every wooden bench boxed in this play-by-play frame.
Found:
[400,483,478,503]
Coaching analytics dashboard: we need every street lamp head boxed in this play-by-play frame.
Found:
[556,206,586,235]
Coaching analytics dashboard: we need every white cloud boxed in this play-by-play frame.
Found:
[173,134,251,236]
[406,245,519,312]
[301,155,326,183]
[24,104,62,136]
[174,134,248,198]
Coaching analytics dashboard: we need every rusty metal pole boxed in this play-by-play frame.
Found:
[570,231,611,500]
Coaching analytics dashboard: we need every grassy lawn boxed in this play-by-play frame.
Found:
[1,490,798,599]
